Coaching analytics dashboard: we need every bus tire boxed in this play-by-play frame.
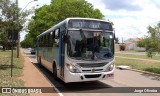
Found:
[53,63,58,80]
[38,56,42,66]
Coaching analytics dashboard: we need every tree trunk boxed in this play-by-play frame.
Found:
[3,46,6,51]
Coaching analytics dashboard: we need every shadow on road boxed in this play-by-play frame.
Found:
[32,62,113,93]
[28,55,36,59]
[141,73,160,81]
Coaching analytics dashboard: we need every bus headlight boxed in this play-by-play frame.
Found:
[106,63,114,71]
[66,64,80,73]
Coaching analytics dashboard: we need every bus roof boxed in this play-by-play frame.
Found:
[37,18,111,38]
[66,17,110,22]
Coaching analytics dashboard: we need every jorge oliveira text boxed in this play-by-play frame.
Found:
[134,88,158,93]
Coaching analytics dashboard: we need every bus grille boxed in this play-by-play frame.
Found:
[82,69,103,73]
[77,63,107,68]
[84,74,101,78]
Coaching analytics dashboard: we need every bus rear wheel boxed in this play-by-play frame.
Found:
[38,56,42,66]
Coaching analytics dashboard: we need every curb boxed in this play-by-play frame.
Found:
[130,69,160,77]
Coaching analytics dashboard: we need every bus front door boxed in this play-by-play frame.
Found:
[59,31,65,78]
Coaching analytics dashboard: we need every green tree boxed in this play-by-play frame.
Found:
[20,34,34,48]
[137,38,146,47]
[0,0,30,51]
[137,23,160,57]
[27,0,104,43]
[0,30,8,51]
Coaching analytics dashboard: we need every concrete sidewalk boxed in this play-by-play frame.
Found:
[19,49,58,96]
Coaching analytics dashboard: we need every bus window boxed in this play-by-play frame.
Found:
[52,31,55,39]
[43,35,46,47]
[41,36,43,47]
[39,37,41,47]
[55,29,60,39]
[48,32,53,47]
[46,33,50,47]
[55,29,60,47]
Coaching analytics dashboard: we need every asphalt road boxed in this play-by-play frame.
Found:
[23,48,160,96]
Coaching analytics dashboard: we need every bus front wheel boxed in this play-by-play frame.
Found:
[53,64,58,80]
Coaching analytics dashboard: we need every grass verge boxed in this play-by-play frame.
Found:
[115,57,160,74]
[0,50,28,96]
[115,53,160,60]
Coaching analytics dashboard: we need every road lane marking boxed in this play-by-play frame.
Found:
[28,58,33,63]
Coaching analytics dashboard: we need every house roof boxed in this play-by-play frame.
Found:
[124,38,143,43]
[132,38,143,42]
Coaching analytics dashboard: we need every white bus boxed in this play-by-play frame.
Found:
[36,18,115,83]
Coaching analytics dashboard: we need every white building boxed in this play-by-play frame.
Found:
[124,38,145,51]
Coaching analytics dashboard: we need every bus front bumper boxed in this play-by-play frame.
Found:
[64,70,114,83]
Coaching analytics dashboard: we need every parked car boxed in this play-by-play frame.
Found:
[30,48,36,54]
[28,48,31,50]
[0,46,3,49]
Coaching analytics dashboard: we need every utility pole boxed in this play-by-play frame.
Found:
[122,37,124,44]
[16,0,20,58]
[16,0,38,58]
[11,30,14,77]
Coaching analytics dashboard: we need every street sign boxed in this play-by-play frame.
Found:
[7,30,18,41]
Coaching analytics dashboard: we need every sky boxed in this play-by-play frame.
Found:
[18,0,160,42]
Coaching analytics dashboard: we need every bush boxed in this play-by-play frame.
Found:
[144,68,160,74]
[119,44,126,51]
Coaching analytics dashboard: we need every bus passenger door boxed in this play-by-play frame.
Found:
[58,30,65,78]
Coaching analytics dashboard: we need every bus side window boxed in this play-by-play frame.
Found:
[46,34,48,47]
[49,32,53,47]
[39,38,41,47]
[55,29,60,47]
[43,36,45,47]
[43,35,46,47]
[41,36,43,47]
[47,33,50,47]
[55,29,60,39]
[52,31,55,40]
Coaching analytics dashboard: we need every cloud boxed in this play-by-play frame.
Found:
[87,0,160,41]
[100,0,142,11]
[18,0,51,11]
[19,0,160,42]
[151,0,160,8]
[111,16,148,40]
[19,0,51,41]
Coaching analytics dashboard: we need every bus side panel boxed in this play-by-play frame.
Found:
[39,48,51,71]
[52,46,59,67]
[37,47,59,73]
[44,47,55,72]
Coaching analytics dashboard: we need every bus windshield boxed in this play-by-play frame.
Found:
[67,30,114,60]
